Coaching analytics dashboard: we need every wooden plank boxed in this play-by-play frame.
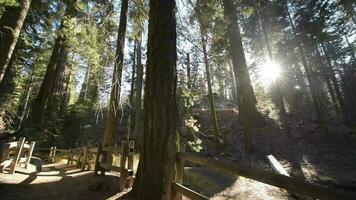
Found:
[81,145,88,170]
[94,145,102,175]
[35,148,51,151]
[89,147,98,153]
[119,141,128,191]
[25,141,35,169]
[172,182,208,200]
[9,137,25,174]
[5,141,19,149]
[0,159,13,172]
[100,163,120,172]
[177,152,356,200]
[23,143,30,149]
[55,149,70,153]
[102,146,121,154]
[267,155,290,177]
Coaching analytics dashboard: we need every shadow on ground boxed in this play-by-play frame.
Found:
[0,163,121,200]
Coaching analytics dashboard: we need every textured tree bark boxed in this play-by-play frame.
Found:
[229,64,238,103]
[31,28,65,123]
[129,41,136,130]
[131,0,178,199]
[200,32,221,147]
[133,37,144,145]
[102,0,128,146]
[0,0,31,84]
[222,0,260,153]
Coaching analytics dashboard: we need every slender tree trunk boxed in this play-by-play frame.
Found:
[200,32,220,147]
[130,41,136,108]
[102,0,128,146]
[129,41,137,130]
[0,0,31,84]
[132,0,178,198]
[133,37,144,145]
[222,0,259,153]
[79,64,91,101]
[284,1,328,134]
[320,42,351,125]
[315,45,340,114]
[17,81,33,130]
[186,53,191,89]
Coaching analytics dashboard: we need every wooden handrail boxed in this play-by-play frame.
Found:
[172,182,208,200]
[176,152,356,200]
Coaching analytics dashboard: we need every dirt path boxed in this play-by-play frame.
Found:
[0,163,123,200]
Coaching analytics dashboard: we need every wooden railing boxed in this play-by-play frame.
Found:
[0,137,35,174]
[94,140,134,191]
[35,146,80,164]
[172,152,356,200]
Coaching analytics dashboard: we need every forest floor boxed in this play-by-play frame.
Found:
[1,108,356,200]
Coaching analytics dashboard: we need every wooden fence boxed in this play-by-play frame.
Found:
[94,140,134,191]
[171,152,356,200]
[0,137,35,174]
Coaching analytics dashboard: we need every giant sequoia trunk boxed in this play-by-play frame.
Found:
[0,0,31,85]
[132,0,178,198]
[222,0,260,153]
[30,26,66,123]
[102,0,128,146]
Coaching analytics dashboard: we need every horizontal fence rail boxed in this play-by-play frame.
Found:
[175,152,356,200]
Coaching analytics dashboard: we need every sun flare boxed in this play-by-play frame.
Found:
[259,60,281,85]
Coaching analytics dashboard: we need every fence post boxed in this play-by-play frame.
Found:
[94,145,102,175]
[127,140,134,187]
[52,146,57,162]
[119,140,129,191]
[25,141,35,169]
[67,148,72,165]
[9,137,25,174]
[48,146,53,162]
[81,145,88,171]
[172,143,185,200]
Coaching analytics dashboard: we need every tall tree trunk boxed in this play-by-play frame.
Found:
[48,42,69,116]
[129,41,137,130]
[102,0,128,146]
[320,42,351,125]
[0,0,31,85]
[229,64,238,103]
[222,0,260,153]
[133,37,144,146]
[315,45,340,114]
[284,1,329,134]
[132,0,178,199]
[30,22,66,123]
[200,32,220,147]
